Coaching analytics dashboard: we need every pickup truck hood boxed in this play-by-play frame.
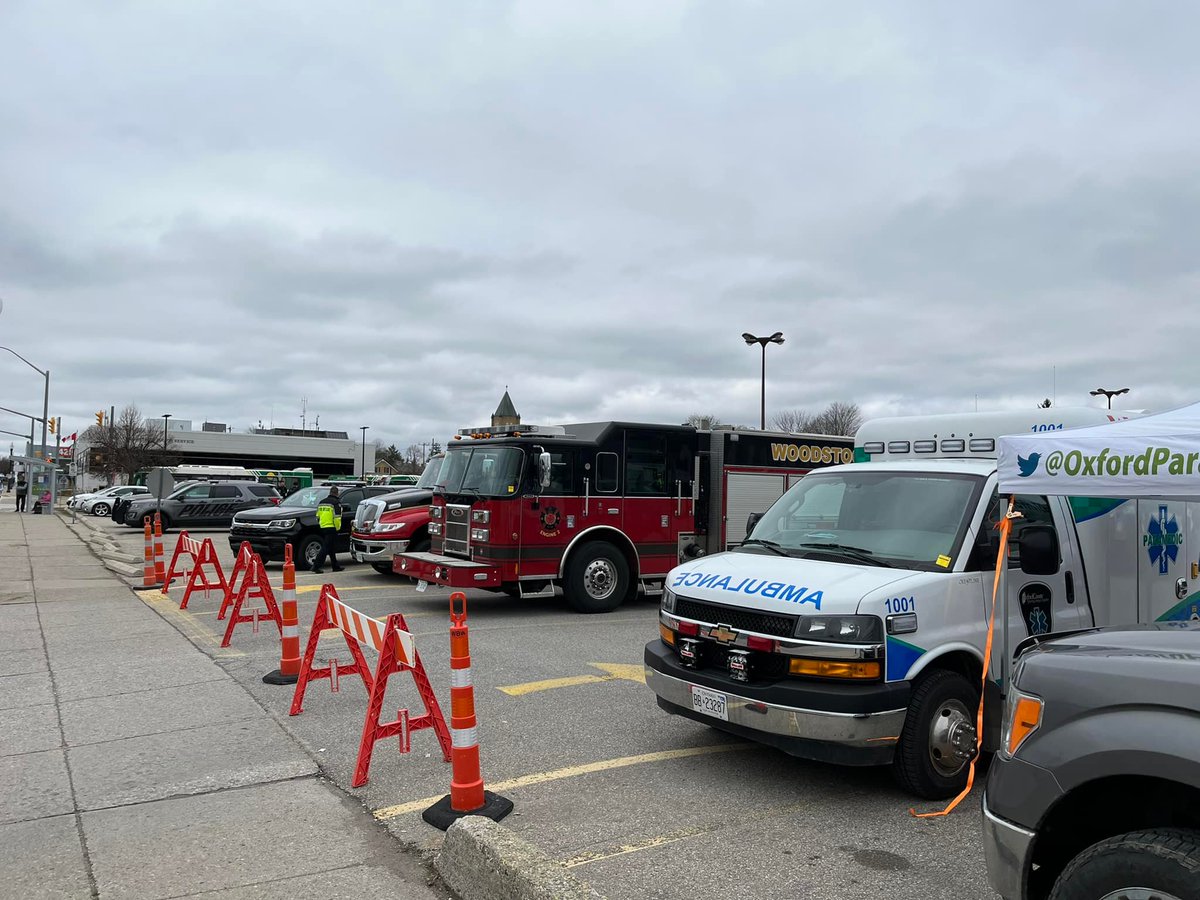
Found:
[669,550,921,616]
[1023,623,1200,659]
[379,489,432,512]
[235,505,314,524]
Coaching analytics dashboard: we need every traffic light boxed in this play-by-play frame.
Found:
[55,417,61,436]
[48,417,56,435]
[95,411,104,427]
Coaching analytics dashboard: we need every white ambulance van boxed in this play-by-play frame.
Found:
[644,408,1195,799]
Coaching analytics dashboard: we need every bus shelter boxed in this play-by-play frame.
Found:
[13,455,58,512]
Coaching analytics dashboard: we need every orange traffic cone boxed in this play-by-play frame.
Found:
[153,512,166,586]
[142,517,159,587]
[263,544,301,685]
[422,591,512,829]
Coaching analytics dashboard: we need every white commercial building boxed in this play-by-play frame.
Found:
[73,419,375,490]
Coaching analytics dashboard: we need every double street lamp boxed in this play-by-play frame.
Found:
[742,332,785,431]
[1090,387,1130,410]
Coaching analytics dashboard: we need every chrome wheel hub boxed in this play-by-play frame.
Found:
[583,558,617,600]
[928,699,976,777]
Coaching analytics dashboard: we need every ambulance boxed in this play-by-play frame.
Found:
[644,408,1195,799]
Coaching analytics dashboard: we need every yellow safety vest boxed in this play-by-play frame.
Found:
[317,500,341,530]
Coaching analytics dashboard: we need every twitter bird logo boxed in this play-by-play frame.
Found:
[1017,453,1041,477]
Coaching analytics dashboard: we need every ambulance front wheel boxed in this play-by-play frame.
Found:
[565,542,629,614]
[892,668,979,800]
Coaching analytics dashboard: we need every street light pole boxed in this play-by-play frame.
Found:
[158,414,171,517]
[360,426,369,478]
[742,332,785,430]
[1089,387,1130,410]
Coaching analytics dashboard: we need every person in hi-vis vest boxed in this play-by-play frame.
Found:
[310,485,344,574]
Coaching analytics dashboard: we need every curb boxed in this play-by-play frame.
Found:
[435,817,605,900]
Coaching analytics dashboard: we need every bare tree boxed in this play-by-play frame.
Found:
[774,402,863,436]
[686,413,725,429]
[771,409,817,433]
[808,401,863,437]
[81,404,175,483]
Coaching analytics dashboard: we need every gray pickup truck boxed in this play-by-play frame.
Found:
[983,623,1200,900]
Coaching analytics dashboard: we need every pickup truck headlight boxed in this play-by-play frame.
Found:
[661,587,677,613]
[267,519,296,529]
[1001,687,1043,757]
[794,615,882,643]
[377,522,407,533]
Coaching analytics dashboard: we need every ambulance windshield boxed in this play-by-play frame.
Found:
[438,447,524,498]
[747,470,985,572]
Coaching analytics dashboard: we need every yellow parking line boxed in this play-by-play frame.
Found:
[498,663,646,697]
[499,674,610,696]
[134,590,244,658]
[374,743,754,820]
[563,802,806,868]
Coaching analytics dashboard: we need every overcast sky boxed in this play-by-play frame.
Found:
[0,1,1195,451]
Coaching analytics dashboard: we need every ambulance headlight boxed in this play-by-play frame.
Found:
[794,615,882,643]
[662,587,677,614]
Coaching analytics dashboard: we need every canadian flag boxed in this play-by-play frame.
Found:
[66,432,77,443]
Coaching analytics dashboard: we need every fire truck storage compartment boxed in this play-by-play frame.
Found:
[722,472,788,548]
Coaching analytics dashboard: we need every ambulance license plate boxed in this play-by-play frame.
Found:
[416,580,428,593]
[690,685,727,721]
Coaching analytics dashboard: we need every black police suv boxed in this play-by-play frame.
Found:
[229,483,394,568]
[123,480,280,530]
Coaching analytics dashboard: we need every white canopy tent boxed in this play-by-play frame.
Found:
[998,401,1200,497]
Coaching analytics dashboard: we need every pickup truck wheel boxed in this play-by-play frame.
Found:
[892,669,979,800]
[1049,828,1200,900]
[297,536,323,569]
[565,543,628,614]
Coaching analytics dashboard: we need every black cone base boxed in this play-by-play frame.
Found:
[262,669,299,685]
[422,791,514,830]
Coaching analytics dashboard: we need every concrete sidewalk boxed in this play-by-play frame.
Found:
[0,509,450,899]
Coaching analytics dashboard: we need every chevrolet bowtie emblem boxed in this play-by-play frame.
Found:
[707,624,738,644]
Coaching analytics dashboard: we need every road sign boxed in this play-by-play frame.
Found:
[147,467,175,499]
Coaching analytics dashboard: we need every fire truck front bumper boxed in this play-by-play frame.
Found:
[393,551,502,588]
[350,534,409,564]
[644,640,908,766]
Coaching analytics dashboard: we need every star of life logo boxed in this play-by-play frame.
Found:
[1144,505,1182,574]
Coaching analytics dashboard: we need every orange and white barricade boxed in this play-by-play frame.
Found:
[263,545,300,685]
[422,591,511,828]
[220,552,283,648]
[219,541,255,621]
[178,538,229,611]
[162,530,201,596]
[290,584,450,787]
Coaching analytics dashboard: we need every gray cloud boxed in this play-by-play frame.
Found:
[0,1,1196,450]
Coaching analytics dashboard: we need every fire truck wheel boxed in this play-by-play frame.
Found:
[892,668,979,800]
[565,542,629,614]
[371,563,394,575]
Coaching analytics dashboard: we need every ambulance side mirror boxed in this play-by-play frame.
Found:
[1018,524,1059,576]
[746,511,764,534]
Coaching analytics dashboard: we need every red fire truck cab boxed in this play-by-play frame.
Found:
[395,421,853,613]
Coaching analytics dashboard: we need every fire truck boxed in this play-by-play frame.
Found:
[395,421,854,613]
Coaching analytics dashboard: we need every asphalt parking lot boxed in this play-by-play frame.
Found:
[79,511,997,899]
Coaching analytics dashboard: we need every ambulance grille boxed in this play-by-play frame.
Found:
[674,597,796,638]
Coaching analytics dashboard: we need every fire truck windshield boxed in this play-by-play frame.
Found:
[438,446,524,498]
